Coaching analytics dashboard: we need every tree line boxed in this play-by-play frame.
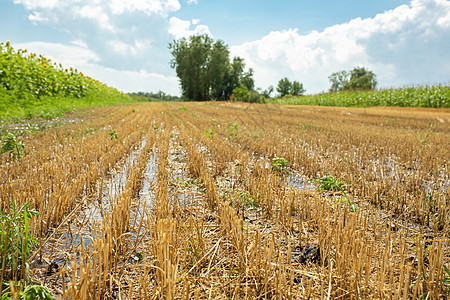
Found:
[168,35,377,102]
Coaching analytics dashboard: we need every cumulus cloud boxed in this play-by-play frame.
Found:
[12,0,182,75]
[168,17,212,39]
[230,0,450,93]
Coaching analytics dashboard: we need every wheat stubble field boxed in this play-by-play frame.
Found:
[1,102,449,299]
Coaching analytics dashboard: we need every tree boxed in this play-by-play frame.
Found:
[277,77,292,97]
[169,35,212,101]
[169,35,253,101]
[345,67,377,90]
[291,81,305,95]
[240,68,255,91]
[328,70,348,92]
[208,40,231,100]
[328,67,377,91]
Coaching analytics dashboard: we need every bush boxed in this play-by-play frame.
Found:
[232,85,249,102]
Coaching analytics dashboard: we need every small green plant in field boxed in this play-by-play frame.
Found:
[179,105,188,111]
[271,157,289,174]
[301,123,314,131]
[154,124,160,130]
[1,132,25,161]
[108,129,118,141]
[443,264,450,291]
[227,121,239,138]
[1,284,55,300]
[315,173,345,191]
[238,192,258,209]
[250,130,259,139]
[204,118,217,137]
[1,202,39,281]
[315,172,356,212]
[417,129,434,145]
[204,127,214,137]
[0,201,53,299]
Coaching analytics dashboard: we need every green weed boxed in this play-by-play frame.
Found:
[238,191,258,209]
[108,129,118,141]
[271,157,289,174]
[315,172,356,212]
[417,129,434,145]
[0,202,53,300]
[227,121,239,138]
[1,284,55,300]
[1,133,25,161]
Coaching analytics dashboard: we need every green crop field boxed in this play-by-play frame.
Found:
[0,42,131,121]
[271,85,450,108]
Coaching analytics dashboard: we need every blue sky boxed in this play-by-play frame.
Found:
[1,0,449,95]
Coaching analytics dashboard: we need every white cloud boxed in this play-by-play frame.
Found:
[108,0,180,16]
[13,0,59,10]
[28,12,48,23]
[187,0,198,4]
[231,0,450,93]
[75,5,116,32]
[168,17,211,39]
[108,39,151,56]
[14,0,181,18]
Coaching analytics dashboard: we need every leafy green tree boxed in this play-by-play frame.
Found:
[291,80,306,95]
[169,35,212,101]
[328,70,349,92]
[240,68,255,91]
[208,40,231,100]
[277,77,292,97]
[329,67,377,91]
[344,67,377,90]
[169,35,253,101]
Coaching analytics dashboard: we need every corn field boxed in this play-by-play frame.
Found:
[274,85,450,108]
[1,102,449,299]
